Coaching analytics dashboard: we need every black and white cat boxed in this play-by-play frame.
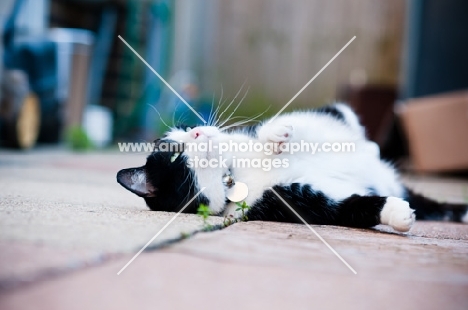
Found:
[117,103,468,232]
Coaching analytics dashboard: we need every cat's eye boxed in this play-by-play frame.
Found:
[170,152,180,163]
[185,127,191,132]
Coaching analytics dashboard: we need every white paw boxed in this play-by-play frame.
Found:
[259,123,293,143]
[380,197,415,232]
[223,202,243,219]
[267,124,293,143]
[258,124,293,154]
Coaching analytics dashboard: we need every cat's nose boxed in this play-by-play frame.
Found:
[189,126,218,139]
[189,128,203,139]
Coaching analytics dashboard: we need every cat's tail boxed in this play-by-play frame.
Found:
[405,188,468,223]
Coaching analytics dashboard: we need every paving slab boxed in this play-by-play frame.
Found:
[0,221,467,310]
[0,241,111,290]
[0,149,467,309]
[0,149,222,288]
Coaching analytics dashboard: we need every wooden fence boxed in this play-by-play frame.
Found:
[171,0,405,112]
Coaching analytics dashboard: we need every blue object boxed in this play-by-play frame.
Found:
[3,0,59,142]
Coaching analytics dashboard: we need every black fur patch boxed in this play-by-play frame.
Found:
[242,124,259,138]
[141,142,208,213]
[248,183,387,228]
[314,105,345,122]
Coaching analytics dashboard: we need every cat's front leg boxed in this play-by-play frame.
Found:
[257,122,294,154]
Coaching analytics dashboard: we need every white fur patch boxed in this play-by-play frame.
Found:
[380,197,415,232]
[166,107,407,217]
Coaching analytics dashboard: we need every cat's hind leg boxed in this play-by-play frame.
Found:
[337,195,415,232]
[248,184,415,232]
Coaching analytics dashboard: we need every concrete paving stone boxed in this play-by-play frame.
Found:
[168,221,468,282]
[1,149,468,309]
[0,241,115,290]
[0,149,222,288]
[0,221,467,310]
[0,149,224,252]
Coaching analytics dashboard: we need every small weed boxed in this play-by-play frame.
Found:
[236,201,250,221]
[197,204,212,229]
[198,202,250,230]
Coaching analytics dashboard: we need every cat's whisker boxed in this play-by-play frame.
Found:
[177,111,189,127]
[178,168,192,192]
[218,116,263,127]
[219,115,254,122]
[147,103,171,129]
[208,84,224,126]
[214,97,230,126]
[181,172,197,205]
[171,101,181,127]
[220,106,270,131]
[220,120,256,131]
[213,89,227,126]
[215,81,246,127]
[225,120,263,131]
[220,120,258,131]
[225,108,270,122]
[218,86,250,127]
[207,91,216,126]
[232,118,263,125]
[210,85,224,126]
[175,112,183,127]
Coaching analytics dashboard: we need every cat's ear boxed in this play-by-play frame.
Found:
[116,167,157,197]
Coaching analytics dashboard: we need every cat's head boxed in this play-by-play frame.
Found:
[117,125,232,214]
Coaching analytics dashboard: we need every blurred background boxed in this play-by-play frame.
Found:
[0,0,467,173]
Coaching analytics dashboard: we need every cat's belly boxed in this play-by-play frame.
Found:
[233,151,404,206]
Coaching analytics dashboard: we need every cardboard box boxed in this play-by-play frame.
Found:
[397,91,468,172]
